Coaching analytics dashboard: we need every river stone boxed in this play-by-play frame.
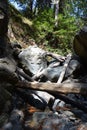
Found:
[18,45,47,75]
[2,109,24,130]
[20,89,54,110]
[65,59,81,78]
[29,112,78,130]
[52,99,65,111]
[34,65,63,82]
[73,26,87,64]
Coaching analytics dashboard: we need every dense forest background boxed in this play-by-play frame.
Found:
[9,0,87,55]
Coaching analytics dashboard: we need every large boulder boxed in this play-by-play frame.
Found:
[18,45,47,75]
[73,26,87,64]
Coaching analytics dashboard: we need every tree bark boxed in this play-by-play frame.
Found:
[0,0,9,57]
[54,0,60,27]
[16,81,87,95]
[0,0,8,36]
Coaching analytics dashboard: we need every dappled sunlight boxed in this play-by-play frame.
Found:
[22,17,32,26]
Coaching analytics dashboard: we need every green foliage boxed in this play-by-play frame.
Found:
[56,14,83,54]
[33,9,54,42]
[10,0,85,55]
[33,10,83,55]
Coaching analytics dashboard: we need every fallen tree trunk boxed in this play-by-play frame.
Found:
[15,81,87,95]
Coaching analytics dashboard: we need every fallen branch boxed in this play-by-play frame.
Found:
[15,82,87,113]
[46,52,65,62]
[15,81,87,95]
[57,54,72,83]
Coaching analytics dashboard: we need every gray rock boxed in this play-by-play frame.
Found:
[52,99,65,111]
[32,112,58,128]
[24,89,54,109]
[65,59,81,78]
[18,45,63,82]
[39,65,63,82]
[18,45,47,75]
[3,109,24,130]
[30,112,77,130]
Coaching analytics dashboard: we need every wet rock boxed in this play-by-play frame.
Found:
[71,109,87,122]
[65,59,81,78]
[2,109,24,130]
[52,99,65,112]
[31,112,58,128]
[18,45,64,82]
[27,112,78,130]
[17,89,54,110]
[36,65,63,82]
[62,111,76,120]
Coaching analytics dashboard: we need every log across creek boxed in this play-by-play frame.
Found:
[16,81,87,95]
[15,81,87,113]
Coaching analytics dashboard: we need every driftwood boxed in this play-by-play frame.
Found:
[46,52,65,62]
[57,54,72,83]
[15,81,87,95]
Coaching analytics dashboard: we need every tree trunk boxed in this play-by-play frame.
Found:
[16,81,87,96]
[59,0,65,14]
[0,0,8,57]
[0,0,8,36]
[54,0,60,27]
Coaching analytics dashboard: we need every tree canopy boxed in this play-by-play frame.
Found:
[10,0,87,18]
[8,0,87,54]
